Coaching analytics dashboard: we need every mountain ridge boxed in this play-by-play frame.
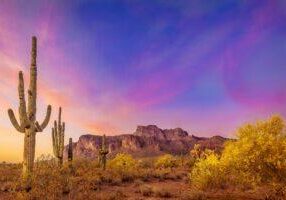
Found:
[65,125,228,159]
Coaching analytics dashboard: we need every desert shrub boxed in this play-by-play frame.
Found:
[185,157,197,169]
[265,185,286,200]
[155,154,178,168]
[108,153,137,170]
[137,157,155,168]
[190,144,203,159]
[153,169,167,180]
[103,189,126,200]
[0,163,21,184]
[30,155,67,199]
[72,158,99,176]
[153,187,173,198]
[136,168,153,182]
[176,155,196,168]
[107,153,137,182]
[221,115,286,186]
[190,152,226,189]
[190,115,286,190]
[140,185,154,196]
[185,189,207,200]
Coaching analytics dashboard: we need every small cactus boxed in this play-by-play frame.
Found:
[52,107,65,166]
[68,138,73,162]
[190,144,202,159]
[99,134,109,170]
[7,36,52,189]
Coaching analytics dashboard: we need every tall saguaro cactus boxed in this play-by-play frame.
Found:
[99,135,109,170]
[52,107,65,166]
[7,36,52,187]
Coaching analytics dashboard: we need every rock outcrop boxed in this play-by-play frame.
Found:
[65,125,227,159]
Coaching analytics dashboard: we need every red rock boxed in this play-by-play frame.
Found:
[64,125,227,159]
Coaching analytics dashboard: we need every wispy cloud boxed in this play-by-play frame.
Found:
[0,0,285,161]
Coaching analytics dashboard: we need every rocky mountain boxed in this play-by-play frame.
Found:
[65,125,228,159]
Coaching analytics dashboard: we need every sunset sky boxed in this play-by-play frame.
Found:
[0,0,286,162]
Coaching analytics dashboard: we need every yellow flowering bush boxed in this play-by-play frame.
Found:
[221,115,286,185]
[155,154,178,168]
[108,153,137,171]
[190,115,286,189]
[190,152,225,189]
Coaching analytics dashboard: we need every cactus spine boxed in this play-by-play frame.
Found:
[7,36,52,187]
[99,134,109,170]
[52,107,65,166]
[68,138,73,162]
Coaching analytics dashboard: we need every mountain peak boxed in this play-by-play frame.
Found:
[64,125,228,159]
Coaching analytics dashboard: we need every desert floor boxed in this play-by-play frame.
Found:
[0,162,272,200]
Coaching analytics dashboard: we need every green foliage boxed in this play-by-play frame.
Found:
[155,154,178,168]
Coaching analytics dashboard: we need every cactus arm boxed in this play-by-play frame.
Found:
[18,71,29,127]
[59,137,64,157]
[28,37,37,121]
[30,36,37,67]
[60,122,65,153]
[39,105,52,130]
[68,138,73,162]
[34,121,42,132]
[52,128,56,156]
[52,128,57,157]
[54,121,59,157]
[54,121,58,136]
[62,122,65,133]
[58,107,62,131]
[8,109,25,133]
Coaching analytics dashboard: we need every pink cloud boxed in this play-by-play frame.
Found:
[220,1,286,108]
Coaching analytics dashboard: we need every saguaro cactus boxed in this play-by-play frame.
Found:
[68,138,73,162]
[52,107,65,166]
[7,36,52,187]
[99,135,109,170]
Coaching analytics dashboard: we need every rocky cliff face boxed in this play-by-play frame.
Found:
[65,125,227,159]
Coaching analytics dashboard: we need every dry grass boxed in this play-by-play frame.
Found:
[153,187,173,198]
[0,156,280,200]
[0,157,188,199]
[139,185,153,197]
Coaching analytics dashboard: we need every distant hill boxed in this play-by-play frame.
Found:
[65,125,228,159]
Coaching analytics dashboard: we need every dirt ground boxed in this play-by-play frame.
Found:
[78,179,268,200]
[92,180,267,200]
[0,163,276,200]
[0,179,274,200]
